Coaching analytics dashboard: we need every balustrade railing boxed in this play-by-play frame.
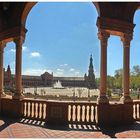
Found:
[21,99,47,121]
[68,102,97,124]
[21,99,97,124]
[133,101,140,121]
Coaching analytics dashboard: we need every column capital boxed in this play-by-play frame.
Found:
[121,33,132,48]
[98,30,110,41]
[14,36,25,46]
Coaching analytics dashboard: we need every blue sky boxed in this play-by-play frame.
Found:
[3,2,140,77]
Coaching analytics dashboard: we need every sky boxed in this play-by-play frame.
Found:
[3,2,140,77]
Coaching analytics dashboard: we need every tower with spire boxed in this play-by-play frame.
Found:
[4,65,12,88]
[84,54,96,89]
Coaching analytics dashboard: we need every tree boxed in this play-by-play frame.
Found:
[107,76,115,89]
[114,69,123,78]
[131,65,140,76]
[114,68,123,89]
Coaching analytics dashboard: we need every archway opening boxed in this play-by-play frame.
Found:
[129,9,140,100]
[107,35,123,101]
[5,2,100,101]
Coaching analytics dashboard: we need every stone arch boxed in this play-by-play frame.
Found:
[21,2,100,28]
[129,3,140,24]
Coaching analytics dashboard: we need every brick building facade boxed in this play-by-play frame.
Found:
[4,55,96,89]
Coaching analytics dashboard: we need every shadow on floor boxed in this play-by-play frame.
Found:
[0,117,16,132]
[99,122,140,138]
[0,117,140,138]
[19,118,100,131]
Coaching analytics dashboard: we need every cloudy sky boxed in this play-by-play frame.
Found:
[4,2,140,77]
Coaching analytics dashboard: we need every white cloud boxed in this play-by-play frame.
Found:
[23,69,47,76]
[59,63,68,67]
[75,71,80,75]
[54,71,64,76]
[22,46,27,51]
[9,46,27,53]
[30,52,40,57]
[57,68,64,72]
[94,68,99,78]
[69,68,75,72]
[10,49,16,53]
[10,61,15,66]
[11,68,15,73]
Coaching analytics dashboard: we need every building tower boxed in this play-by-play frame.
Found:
[4,65,12,88]
[85,54,96,89]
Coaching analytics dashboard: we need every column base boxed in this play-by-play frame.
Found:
[0,92,6,98]
[120,95,132,103]
[12,93,24,100]
[97,95,109,104]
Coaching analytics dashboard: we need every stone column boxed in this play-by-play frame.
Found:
[0,41,6,97]
[12,37,24,100]
[120,34,132,103]
[97,30,110,104]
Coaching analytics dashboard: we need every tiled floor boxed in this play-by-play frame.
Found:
[0,118,140,138]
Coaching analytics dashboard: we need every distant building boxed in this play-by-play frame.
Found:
[4,55,96,89]
[84,55,96,89]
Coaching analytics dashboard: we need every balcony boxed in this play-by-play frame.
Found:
[0,97,140,125]
[0,97,140,138]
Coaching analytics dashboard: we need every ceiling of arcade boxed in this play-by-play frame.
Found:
[0,2,140,42]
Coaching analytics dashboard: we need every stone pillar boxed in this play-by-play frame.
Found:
[120,34,132,103]
[97,30,110,104]
[0,41,6,97]
[12,37,24,100]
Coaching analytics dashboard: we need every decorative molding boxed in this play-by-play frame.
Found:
[0,26,27,43]
[14,36,25,46]
[98,29,110,47]
[97,17,135,36]
[121,33,132,47]
[98,29,110,40]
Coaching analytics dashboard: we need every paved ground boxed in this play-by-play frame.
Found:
[0,118,140,138]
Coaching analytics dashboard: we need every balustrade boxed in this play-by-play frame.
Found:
[21,99,97,124]
[68,102,97,124]
[22,99,47,121]
[133,101,140,121]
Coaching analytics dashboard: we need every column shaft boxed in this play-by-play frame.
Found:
[121,34,132,103]
[0,42,6,97]
[97,31,110,104]
[100,39,107,95]
[16,43,22,93]
[13,37,24,100]
[123,46,130,94]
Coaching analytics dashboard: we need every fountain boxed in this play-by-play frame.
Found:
[53,80,65,89]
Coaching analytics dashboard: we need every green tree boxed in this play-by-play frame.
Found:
[107,75,115,89]
[114,68,123,89]
[114,69,123,78]
[131,65,140,76]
